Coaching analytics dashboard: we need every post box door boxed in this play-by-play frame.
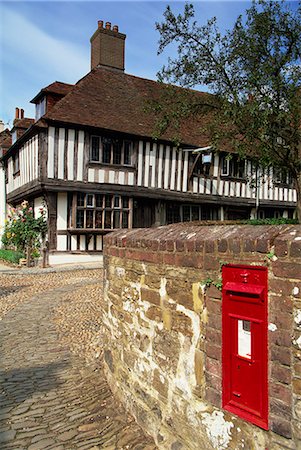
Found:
[222,265,268,430]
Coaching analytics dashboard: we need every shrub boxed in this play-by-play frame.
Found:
[2,200,47,265]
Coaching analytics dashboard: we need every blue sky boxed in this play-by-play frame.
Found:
[0,1,274,127]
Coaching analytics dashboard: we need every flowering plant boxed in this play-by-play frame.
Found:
[2,200,47,264]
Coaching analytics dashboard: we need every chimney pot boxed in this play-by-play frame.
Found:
[98,20,103,29]
[15,107,20,119]
[20,108,24,119]
[113,25,119,32]
[105,21,111,30]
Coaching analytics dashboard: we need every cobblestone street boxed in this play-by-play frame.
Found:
[0,269,156,450]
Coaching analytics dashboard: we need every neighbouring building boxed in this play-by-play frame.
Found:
[0,121,12,245]
[0,21,297,254]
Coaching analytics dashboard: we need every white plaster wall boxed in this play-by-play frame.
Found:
[57,235,67,251]
[0,164,6,247]
[34,196,47,219]
[57,193,68,230]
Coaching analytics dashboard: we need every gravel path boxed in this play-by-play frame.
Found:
[0,270,156,449]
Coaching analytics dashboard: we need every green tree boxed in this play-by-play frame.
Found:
[2,200,47,266]
[155,0,301,220]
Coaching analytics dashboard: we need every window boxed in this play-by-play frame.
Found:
[221,154,245,178]
[35,97,46,120]
[13,151,20,175]
[74,193,131,229]
[273,168,293,186]
[90,136,133,165]
[166,203,218,224]
[11,130,17,145]
[192,153,212,176]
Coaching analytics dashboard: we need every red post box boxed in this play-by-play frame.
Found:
[222,264,268,429]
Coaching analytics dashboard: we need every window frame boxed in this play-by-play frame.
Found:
[220,154,246,179]
[13,151,20,176]
[89,136,133,166]
[74,193,131,230]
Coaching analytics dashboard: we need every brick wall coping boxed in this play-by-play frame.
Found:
[104,224,301,259]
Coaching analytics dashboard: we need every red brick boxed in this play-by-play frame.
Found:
[269,330,292,347]
[206,372,222,390]
[195,240,204,252]
[243,239,256,252]
[166,240,175,252]
[163,253,176,266]
[274,239,289,257]
[205,357,222,377]
[108,247,119,257]
[290,240,301,258]
[269,312,292,331]
[159,239,167,251]
[206,285,222,300]
[228,239,241,254]
[206,342,221,361]
[175,239,185,252]
[272,261,301,280]
[206,298,222,314]
[205,240,215,253]
[217,239,228,253]
[270,415,292,439]
[206,327,222,346]
[270,382,292,405]
[256,239,269,253]
[141,287,161,306]
[204,256,220,270]
[270,398,292,418]
[271,344,292,366]
[208,312,222,330]
[271,362,292,385]
[185,239,196,252]
[118,248,125,258]
[175,254,202,268]
[205,387,221,408]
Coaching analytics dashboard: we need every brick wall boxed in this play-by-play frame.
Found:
[103,224,301,450]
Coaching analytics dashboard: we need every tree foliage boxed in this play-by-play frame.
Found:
[156,0,301,219]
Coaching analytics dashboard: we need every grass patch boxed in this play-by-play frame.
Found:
[0,249,25,265]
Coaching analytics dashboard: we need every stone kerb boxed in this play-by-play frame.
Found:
[103,224,301,450]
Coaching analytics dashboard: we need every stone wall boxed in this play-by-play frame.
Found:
[102,224,301,450]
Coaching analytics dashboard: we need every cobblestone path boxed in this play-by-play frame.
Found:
[0,272,156,449]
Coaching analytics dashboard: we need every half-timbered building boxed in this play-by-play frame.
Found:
[1,21,297,254]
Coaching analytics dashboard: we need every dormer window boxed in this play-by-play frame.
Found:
[11,130,17,144]
[192,152,212,176]
[35,97,46,120]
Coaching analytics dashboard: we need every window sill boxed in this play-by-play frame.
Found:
[220,175,247,182]
[89,161,135,170]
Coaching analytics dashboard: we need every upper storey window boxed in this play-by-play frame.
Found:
[273,168,293,186]
[35,97,46,120]
[90,136,133,166]
[192,152,212,176]
[221,154,246,179]
[13,151,20,175]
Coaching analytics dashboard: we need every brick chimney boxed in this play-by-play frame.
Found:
[90,20,126,71]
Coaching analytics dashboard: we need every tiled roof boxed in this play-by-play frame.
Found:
[12,118,35,129]
[44,67,212,147]
[30,81,74,103]
[0,128,12,150]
